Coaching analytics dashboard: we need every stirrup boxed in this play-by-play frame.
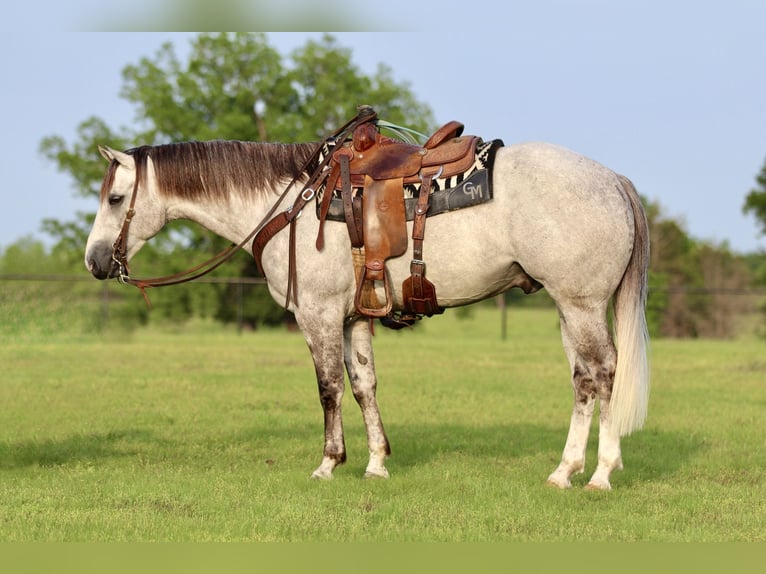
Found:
[354,266,393,318]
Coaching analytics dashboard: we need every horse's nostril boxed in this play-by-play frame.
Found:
[87,258,108,280]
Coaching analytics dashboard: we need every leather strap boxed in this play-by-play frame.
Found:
[409,172,434,298]
[315,163,340,251]
[339,151,364,248]
[110,167,141,283]
[400,167,444,317]
[286,218,298,306]
[252,189,313,274]
[252,106,382,306]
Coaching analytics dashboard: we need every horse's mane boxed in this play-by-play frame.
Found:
[100,140,319,203]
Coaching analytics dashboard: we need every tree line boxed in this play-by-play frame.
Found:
[3,33,765,338]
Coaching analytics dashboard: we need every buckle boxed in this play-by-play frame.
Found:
[410,259,426,275]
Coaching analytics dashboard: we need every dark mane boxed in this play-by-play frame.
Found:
[100,140,319,203]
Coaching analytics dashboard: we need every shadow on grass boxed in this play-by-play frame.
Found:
[371,422,705,485]
[0,429,153,470]
[0,420,705,488]
[216,419,706,486]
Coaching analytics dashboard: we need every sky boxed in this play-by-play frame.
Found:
[2,1,765,255]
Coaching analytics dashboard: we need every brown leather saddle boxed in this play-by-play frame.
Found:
[253,106,482,328]
[314,106,480,325]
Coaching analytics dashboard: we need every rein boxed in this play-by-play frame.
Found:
[110,106,378,306]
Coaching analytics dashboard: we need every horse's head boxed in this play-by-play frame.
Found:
[85,146,166,280]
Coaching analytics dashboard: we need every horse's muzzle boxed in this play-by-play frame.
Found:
[85,243,119,280]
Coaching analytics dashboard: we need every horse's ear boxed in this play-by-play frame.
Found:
[98,145,134,169]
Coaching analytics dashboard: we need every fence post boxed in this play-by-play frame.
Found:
[101,282,110,327]
[497,294,507,341]
[236,281,244,334]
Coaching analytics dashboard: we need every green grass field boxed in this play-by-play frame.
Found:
[0,306,764,541]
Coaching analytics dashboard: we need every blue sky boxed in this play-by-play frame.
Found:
[2,2,765,254]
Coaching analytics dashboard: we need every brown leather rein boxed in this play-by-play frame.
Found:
[110,107,377,306]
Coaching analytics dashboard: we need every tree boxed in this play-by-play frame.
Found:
[40,33,436,328]
[743,156,766,239]
[645,198,754,338]
[742,157,766,335]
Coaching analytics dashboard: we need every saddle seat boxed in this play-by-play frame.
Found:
[333,119,477,188]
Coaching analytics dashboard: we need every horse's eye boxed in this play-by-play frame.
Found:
[108,194,124,206]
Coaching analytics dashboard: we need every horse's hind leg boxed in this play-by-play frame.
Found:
[296,312,347,480]
[547,304,622,490]
[344,318,391,478]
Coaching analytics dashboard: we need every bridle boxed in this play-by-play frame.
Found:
[108,153,293,306]
[110,170,139,285]
[109,106,377,306]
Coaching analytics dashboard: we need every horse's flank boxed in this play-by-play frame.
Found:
[99,141,319,204]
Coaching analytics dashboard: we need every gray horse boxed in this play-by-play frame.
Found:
[85,136,649,490]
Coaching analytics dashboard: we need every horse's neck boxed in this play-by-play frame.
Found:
[165,186,286,248]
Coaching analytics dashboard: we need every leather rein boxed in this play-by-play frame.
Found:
[110,108,377,306]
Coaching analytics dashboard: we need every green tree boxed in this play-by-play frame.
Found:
[645,198,754,338]
[40,33,436,328]
[742,158,766,336]
[743,156,766,239]
[645,199,701,337]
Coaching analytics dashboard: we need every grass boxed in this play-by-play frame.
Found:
[0,306,764,541]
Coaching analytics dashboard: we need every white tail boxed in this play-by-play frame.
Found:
[610,175,651,436]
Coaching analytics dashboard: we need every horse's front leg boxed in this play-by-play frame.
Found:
[344,318,391,478]
[297,312,347,480]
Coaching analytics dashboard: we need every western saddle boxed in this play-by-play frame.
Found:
[253,105,481,328]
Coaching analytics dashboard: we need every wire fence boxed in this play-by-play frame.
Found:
[2,274,765,338]
[4,273,765,291]
[0,274,267,284]
[1,273,269,336]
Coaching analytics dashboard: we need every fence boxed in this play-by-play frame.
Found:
[0,273,269,335]
[2,274,765,338]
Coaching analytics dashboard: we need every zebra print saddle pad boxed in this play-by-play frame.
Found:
[316,138,504,223]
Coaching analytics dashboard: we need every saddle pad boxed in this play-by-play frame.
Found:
[317,138,503,223]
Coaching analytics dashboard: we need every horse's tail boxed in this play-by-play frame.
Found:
[610,174,651,437]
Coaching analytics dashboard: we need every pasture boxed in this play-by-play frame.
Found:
[0,306,764,542]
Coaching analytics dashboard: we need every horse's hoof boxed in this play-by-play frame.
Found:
[584,479,611,491]
[546,473,572,489]
[363,467,389,479]
[310,469,333,480]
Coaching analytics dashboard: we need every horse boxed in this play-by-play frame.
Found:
[85,129,650,490]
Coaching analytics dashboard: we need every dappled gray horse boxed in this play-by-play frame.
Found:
[85,128,649,490]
